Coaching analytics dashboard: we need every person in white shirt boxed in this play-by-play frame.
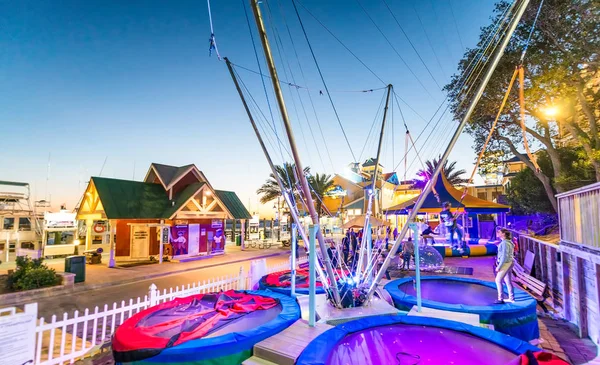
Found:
[495,228,515,304]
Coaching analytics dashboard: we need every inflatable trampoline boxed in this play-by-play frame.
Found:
[259,268,326,295]
[385,277,539,341]
[112,290,300,365]
[296,315,539,365]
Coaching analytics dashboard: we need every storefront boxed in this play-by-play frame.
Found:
[42,211,78,257]
[76,163,251,267]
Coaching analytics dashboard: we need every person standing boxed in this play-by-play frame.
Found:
[401,237,414,270]
[495,228,515,304]
[342,231,350,264]
[440,202,464,252]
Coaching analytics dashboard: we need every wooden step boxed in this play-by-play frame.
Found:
[253,319,333,365]
[242,356,278,365]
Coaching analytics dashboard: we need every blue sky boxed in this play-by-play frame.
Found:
[0,0,497,214]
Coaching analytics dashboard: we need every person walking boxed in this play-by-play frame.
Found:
[401,237,414,270]
[495,228,515,304]
[342,231,350,264]
[440,202,464,252]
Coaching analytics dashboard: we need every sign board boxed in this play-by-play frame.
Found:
[131,226,149,259]
[0,303,37,365]
[211,219,223,228]
[44,211,77,228]
[161,227,170,244]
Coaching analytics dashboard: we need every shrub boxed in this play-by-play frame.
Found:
[7,256,61,291]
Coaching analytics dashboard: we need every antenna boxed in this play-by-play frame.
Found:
[45,153,51,201]
[99,156,108,176]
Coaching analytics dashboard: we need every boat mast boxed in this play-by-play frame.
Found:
[249,0,342,305]
[224,57,330,292]
[357,84,392,282]
[367,0,531,299]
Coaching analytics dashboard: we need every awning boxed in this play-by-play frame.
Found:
[341,215,391,229]
[385,174,510,214]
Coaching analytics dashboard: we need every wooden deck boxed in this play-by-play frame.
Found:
[248,319,333,365]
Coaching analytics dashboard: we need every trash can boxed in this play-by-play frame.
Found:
[65,255,86,283]
[236,235,241,246]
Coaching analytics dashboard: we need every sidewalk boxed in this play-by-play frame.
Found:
[0,244,290,305]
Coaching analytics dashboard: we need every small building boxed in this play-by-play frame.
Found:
[76,163,251,266]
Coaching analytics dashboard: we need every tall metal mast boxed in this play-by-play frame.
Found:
[356,84,392,281]
[249,0,341,305]
[224,57,330,292]
[367,0,531,299]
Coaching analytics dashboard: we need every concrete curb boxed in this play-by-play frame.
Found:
[1,250,288,307]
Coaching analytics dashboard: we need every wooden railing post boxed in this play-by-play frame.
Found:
[575,257,589,338]
[562,252,572,321]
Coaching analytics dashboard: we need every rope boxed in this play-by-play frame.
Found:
[460,68,519,201]
[519,0,545,63]
[355,0,439,102]
[381,0,442,89]
[291,0,358,163]
[518,65,541,172]
[207,0,221,59]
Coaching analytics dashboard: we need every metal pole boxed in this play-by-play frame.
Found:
[409,222,421,312]
[368,0,530,300]
[309,224,318,327]
[357,85,392,281]
[291,223,297,297]
[224,57,330,291]
[250,0,341,305]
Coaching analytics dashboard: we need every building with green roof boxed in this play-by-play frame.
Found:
[77,163,250,266]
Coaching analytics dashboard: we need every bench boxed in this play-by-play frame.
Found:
[512,260,550,312]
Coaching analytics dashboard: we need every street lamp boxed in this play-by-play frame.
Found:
[543,106,559,118]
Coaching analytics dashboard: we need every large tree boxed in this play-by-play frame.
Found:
[445,0,600,211]
[256,163,310,204]
[411,156,468,189]
[308,173,335,217]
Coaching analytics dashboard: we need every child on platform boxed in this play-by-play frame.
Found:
[495,228,515,304]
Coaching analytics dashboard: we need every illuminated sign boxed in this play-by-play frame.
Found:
[44,212,77,228]
[325,186,347,197]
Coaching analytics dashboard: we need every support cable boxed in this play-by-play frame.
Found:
[291,0,358,163]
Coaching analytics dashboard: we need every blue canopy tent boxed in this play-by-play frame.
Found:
[386,174,509,241]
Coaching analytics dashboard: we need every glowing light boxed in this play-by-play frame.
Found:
[543,106,559,118]
[73,239,81,246]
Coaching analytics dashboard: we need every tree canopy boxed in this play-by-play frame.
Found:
[411,156,468,189]
[445,0,599,211]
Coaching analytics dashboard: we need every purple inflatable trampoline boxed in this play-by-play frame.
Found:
[296,315,539,365]
[385,277,540,341]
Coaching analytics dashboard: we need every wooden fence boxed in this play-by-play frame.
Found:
[8,256,309,365]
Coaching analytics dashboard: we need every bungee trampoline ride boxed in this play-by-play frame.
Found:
[112,290,299,365]
[296,315,563,365]
[385,276,539,341]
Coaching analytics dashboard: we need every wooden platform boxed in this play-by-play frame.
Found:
[249,319,333,365]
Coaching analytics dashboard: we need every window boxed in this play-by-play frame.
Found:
[3,217,15,230]
[492,192,499,201]
[477,192,487,200]
[18,217,31,231]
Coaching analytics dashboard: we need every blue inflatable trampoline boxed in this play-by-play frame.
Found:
[296,315,539,365]
[112,290,300,365]
[385,276,539,341]
[258,268,326,295]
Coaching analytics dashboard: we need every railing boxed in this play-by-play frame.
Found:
[556,181,600,250]
[23,255,310,365]
[503,228,563,310]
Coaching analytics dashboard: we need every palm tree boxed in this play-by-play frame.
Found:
[411,156,469,189]
[308,173,335,217]
[256,163,310,204]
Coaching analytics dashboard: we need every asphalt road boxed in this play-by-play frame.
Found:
[34,254,290,320]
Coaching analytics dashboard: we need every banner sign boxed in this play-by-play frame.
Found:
[211,219,223,228]
[44,212,77,228]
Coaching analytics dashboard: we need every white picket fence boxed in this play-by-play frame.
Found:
[30,256,307,365]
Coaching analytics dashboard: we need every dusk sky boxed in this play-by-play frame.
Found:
[0,0,498,215]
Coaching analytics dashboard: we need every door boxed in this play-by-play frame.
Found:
[188,224,200,256]
[130,225,149,259]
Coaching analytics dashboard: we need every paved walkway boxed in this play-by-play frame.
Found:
[1,244,289,288]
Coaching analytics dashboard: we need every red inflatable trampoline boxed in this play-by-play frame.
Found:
[112,290,300,364]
